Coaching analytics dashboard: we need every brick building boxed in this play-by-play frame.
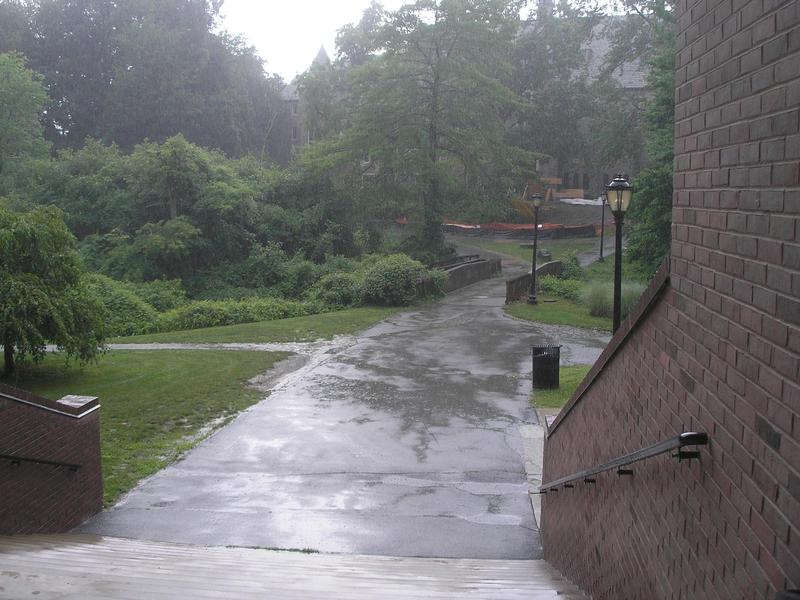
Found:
[0,384,103,534]
[540,0,800,598]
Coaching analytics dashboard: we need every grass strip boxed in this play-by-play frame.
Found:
[532,365,592,409]
[17,350,287,505]
[112,306,403,344]
[505,299,612,331]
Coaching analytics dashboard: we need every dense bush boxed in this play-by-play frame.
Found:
[277,256,322,298]
[580,281,646,319]
[126,279,187,311]
[87,274,158,336]
[361,254,430,306]
[559,252,584,280]
[157,297,314,332]
[538,276,583,302]
[232,243,289,288]
[306,272,363,307]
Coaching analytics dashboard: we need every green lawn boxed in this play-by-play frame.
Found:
[583,252,651,283]
[532,364,592,409]
[505,299,612,331]
[113,306,403,344]
[17,350,288,505]
[459,237,597,264]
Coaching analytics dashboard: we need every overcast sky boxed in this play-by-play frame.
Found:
[218,0,407,82]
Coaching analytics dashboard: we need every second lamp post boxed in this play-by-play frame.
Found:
[528,194,543,305]
[605,174,633,333]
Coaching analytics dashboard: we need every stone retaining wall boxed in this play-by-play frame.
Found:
[443,258,502,293]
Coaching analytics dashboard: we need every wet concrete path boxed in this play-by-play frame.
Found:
[79,261,608,559]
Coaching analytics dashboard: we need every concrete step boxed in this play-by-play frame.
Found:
[0,534,587,599]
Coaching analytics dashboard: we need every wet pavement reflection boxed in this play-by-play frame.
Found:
[80,267,608,559]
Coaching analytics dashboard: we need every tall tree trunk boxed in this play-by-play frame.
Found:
[3,334,14,378]
[168,186,178,220]
[424,70,444,254]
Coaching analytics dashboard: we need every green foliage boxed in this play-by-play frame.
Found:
[157,298,314,333]
[538,276,584,302]
[4,2,284,157]
[133,217,208,280]
[20,349,286,505]
[627,162,673,273]
[624,6,676,276]
[306,272,364,308]
[361,254,433,306]
[114,307,404,344]
[0,206,105,375]
[558,252,585,281]
[125,279,187,312]
[0,52,50,191]
[580,281,646,319]
[86,274,158,337]
[505,299,611,331]
[338,0,535,253]
[532,365,592,409]
[511,4,600,169]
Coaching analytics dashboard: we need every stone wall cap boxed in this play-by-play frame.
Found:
[57,395,99,410]
[0,383,99,418]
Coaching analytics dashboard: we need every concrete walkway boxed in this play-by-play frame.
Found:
[78,259,607,559]
[0,534,588,599]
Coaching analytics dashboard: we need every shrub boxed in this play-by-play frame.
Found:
[319,254,357,275]
[361,254,429,306]
[306,272,363,307]
[127,279,187,311]
[233,243,288,288]
[559,252,585,280]
[580,281,646,319]
[87,274,158,336]
[538,276,583,302]
[622,282,647,317]
[418,268,448,298]
[277,256,322,298]
[157,297,314,332]
[580,282,613,318]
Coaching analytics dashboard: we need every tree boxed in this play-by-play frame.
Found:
[0,52,49,189]
[510,2,599,169]
[623,2,675,274]
[3,0,284,157]
[343,0,535,254]
[0,206,105,377]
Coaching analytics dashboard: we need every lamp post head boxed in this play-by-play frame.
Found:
[532,194,543,209]
[605,174,633,215]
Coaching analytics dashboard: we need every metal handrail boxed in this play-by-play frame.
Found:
[538,432,708,493]
[0,453,81,472]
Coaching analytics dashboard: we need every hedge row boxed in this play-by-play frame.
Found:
[90,254,447,336]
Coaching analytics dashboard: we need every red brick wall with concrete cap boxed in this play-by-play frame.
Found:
[540,0,800,597]
[0,383,103,534]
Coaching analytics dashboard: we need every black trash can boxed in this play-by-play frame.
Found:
[532,345,561,389]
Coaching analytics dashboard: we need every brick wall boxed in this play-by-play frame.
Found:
[541,1,800,598]
[0,384,103,534]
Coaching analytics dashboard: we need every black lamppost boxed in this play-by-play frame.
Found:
[528,194,543,305]
[605,174,633,333]
[598,192,606,262]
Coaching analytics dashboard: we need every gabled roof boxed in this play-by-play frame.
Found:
[584,16,647,89]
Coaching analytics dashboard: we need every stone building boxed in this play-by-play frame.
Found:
[274,46,330,166]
